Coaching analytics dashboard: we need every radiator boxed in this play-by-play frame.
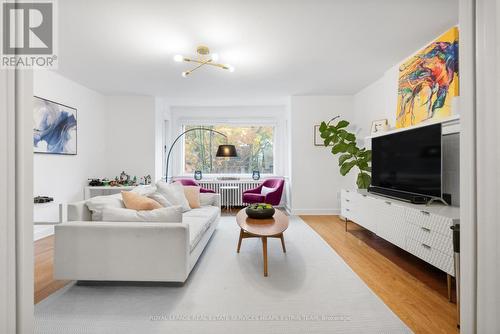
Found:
[197,180,261,207]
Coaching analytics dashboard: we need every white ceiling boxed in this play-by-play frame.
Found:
[56,0,458,98]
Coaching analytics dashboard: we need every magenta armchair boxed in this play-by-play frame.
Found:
[242,178,285,206]
[174,179,215,193]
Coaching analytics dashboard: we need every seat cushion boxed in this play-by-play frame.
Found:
[183,206,220,252]
[243,193,265,203]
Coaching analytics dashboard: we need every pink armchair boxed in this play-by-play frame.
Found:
[242,178,284,206]
[174,179,215,193]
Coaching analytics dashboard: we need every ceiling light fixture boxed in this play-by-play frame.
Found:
[173,45,234,77]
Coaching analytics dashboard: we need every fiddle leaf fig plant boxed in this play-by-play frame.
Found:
[319,117,372,189]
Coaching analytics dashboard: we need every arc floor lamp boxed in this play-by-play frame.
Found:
[164,127,237,181]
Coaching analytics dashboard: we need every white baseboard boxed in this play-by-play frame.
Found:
[34,225,54,241]
[291,208,340,216]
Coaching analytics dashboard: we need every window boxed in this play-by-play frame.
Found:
[184,125,274,175]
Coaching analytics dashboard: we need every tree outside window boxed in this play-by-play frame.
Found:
[184,125,274,174]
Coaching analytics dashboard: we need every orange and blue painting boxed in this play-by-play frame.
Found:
[396,27,459,128]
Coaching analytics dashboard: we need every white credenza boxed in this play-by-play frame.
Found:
[341,189,459,276]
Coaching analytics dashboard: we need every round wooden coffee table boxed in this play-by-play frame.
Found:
[236,208,289,277]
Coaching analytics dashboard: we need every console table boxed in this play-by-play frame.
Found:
[84,186,136,199]
[340,189,459,300]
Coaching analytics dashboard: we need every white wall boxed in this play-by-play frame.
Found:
[105,95,156,180]
[290,96,357,215]
[33,70,108,230]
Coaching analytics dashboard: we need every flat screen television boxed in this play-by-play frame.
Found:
[369,123,442,202]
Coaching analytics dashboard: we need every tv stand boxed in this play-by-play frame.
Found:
[341,189,459,301]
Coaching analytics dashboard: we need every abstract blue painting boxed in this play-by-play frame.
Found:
[34,97,77,155]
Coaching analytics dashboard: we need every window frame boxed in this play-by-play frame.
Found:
[179,119,278,178]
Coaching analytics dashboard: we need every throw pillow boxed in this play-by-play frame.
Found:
[86,195,125,221]
[156,181,191,212]
[122,191,162,211]
[261,186,275,196]
[101,206,183,223]
[148,192,172,207]
[183,186,201,209]
[131,184,157,196]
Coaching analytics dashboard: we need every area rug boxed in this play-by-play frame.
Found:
[35,216,411,333]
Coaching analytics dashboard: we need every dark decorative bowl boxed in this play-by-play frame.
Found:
[245,204,275,219]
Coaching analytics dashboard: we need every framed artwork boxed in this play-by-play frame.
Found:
[371,119,389,134]
[33,96,77,155]
[314,125,331,146]
[396,27,459,128]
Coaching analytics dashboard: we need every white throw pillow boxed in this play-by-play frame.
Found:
[131,185,157,196]
[86,195,125,221]
[101,206,183,223]
[156,181,191,212]
[199,193,216,207]
[260,186,275,196]
[148,192,172,207]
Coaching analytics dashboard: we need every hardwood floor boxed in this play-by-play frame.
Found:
[301,215,458,334]
[34,235,70,304]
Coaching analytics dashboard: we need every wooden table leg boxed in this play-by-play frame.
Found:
[279,233,286,253]
[262,237,268,277]
[237,229,243,253]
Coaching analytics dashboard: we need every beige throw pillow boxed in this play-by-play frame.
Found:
[121,191,162,211]
[183,186,201,209]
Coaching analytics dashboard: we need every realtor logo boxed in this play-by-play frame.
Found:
[1,1,57,68]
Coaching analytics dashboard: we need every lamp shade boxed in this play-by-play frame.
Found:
[216,144,237,158]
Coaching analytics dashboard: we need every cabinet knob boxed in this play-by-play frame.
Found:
[346,208,350,211]
[421,227,431,232]
[362,194,367,197]
[345,199,350,202]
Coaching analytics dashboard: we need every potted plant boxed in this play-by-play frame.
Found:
[318,116,372,189]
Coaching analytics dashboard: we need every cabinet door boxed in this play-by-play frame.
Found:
[355,194,377,233]
[373,199,407,249]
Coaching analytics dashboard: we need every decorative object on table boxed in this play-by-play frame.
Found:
[397,26,459,128]
[318,116,372,189]
[370,119,389,134]
[252,170,260,180]
[242,178,285,206]
[175,179,215,193]
[144,175,152,185]
[194,170,202,180]
[165,127,237,182]
[173,45,234,78]
[34,196,54,204]
[119,171,129,184]
[88,179,104,187]
[314,124,332,146]
[245,203,275,219]
[33,96,77,155]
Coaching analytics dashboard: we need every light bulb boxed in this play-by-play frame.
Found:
[173,54,184,62]
[210,53,219,62]
[181,71,189,77]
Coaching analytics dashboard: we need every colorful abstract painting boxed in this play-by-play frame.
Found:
[396,27,459,128]
[34,97,77,155]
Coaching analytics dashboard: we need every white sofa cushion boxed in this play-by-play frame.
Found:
[147,192,172,207]
[131,185,157,196]
[156,181,191,212]
[101,206,183,223]
[86,194,125,221]
[183,206,220,252]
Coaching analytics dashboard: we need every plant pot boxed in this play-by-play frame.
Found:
[245,204,275,219]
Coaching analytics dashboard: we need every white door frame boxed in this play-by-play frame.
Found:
[475,0,500,332]
[0,68,34,333]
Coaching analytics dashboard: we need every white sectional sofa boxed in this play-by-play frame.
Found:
[54,192,220,283]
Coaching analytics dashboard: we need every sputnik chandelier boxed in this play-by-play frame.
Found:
[173,45,234,77]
